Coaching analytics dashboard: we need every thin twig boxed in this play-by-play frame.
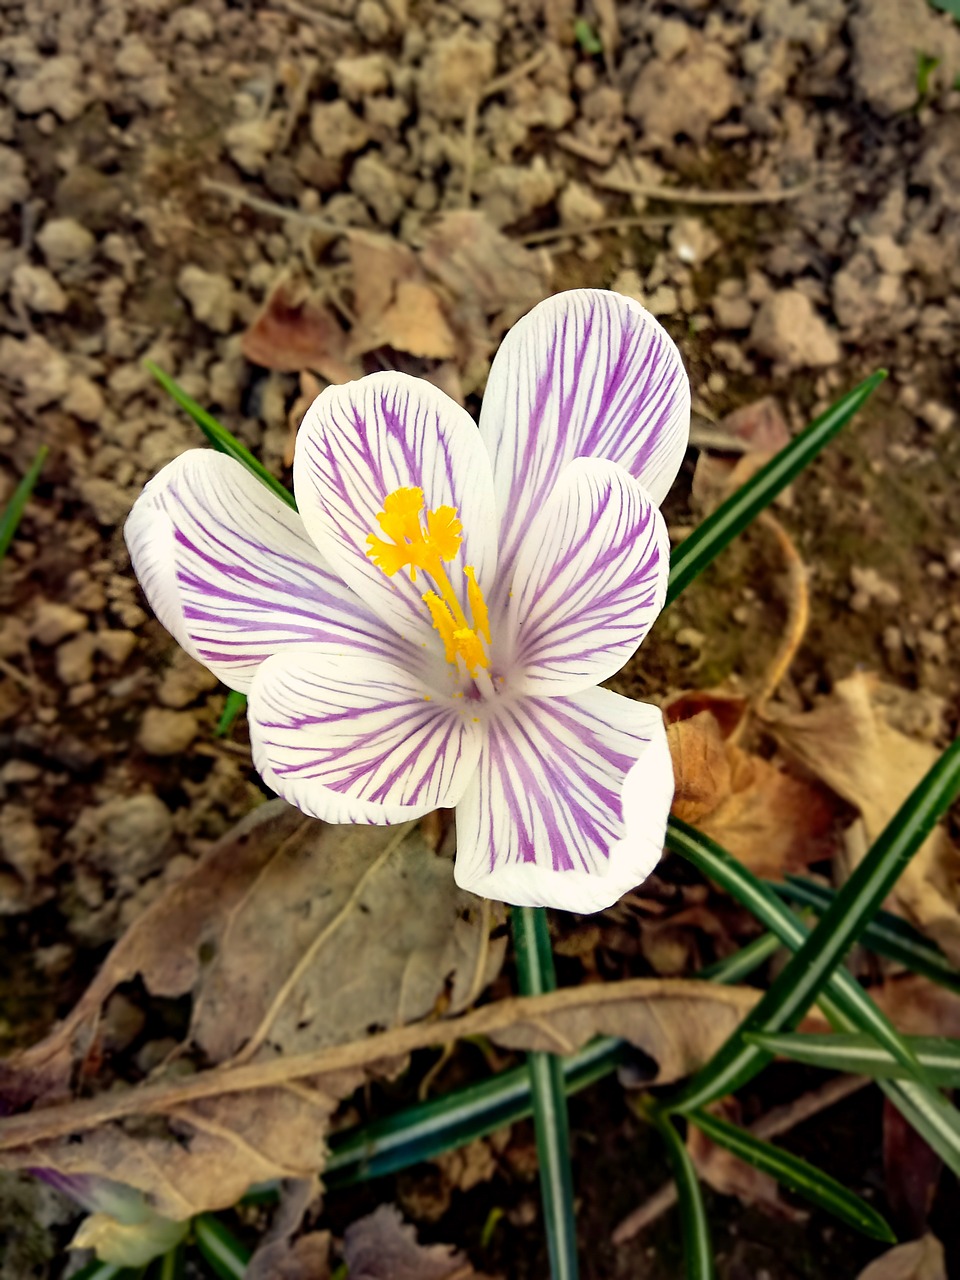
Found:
[201,179,356,236]
[463,897,493,1010]
[481,48,550,100]
[459,95,479,209]
[518,216,675,246]
[0,981,759,1152]
[611,1073,870,1244]
[592,173,818,206]
[754,510,810,710]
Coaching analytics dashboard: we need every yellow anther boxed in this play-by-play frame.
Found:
[464,566,490,644]
[365,486,464,582]
[366,487,494,679]
[423,592,458,663]
[454,628,489,677]
[426,505,463,561]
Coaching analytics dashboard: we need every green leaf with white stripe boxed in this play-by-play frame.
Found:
[746,1031,960,1085]
[690,1109,894,1241]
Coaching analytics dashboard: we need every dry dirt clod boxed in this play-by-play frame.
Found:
[31,602,88,647]
[138,707,200,756]
[178,265,237,334]
[750,289,842,369]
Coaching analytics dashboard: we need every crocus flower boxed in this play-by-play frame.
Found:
[32,1169,188,1266]
[126,290,690,912]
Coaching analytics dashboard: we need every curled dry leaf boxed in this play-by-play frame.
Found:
[768,672,960,964]
[348,232,458,360]
[343,1203,493,1280]
[242,276,362,382]
[854,1234,947,1280]
[667,705,837,878]
[691,396,791,514]
[0,802,505,1217]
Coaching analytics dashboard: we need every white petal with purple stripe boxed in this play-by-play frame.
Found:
[453,688,673,911]
[478,290,689,599]
[249,648,486,823]
[294,373,498,651]
[124,451,413,694]
[507,458,669,696]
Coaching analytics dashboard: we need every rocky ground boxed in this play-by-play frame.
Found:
[1,0,959,1275]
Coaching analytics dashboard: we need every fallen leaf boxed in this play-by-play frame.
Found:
[347,233,457,359]
[248,1230,331,1280]
[0,977,760,1217]
[686,1103,807,1224]
[855,1235,947,1280]
[691,397,791,514]
[242,276,361,382]
[769,672,960,963]
[667,709,837,877]
[419,211,551,392]
[343,1203,492,1279]
[0,803,505,1217]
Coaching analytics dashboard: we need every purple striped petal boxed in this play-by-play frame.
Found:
[479,289,689,600]
[249,648,485,823]
[454,688,673,912]
[293,373,497,651]
[125,451,415,693]
[507,459,668,696]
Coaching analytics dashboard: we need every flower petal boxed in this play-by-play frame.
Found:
[479,289,689,594]
[249,648,485,823]
[454,688,673,912]
[294,373,498,651]
[507,458,668,695]
[124,450,414,694]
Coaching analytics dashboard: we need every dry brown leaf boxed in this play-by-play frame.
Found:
[883,1094,943,1237]
[347,233,457,359]
[419,211,551,392]
[241,276,361,382]
[855,1235,947,1280]
[692,398,791,514]
[769,672,960,963]
[687,1104,807,1224]
[0,803,505,1217]
[343,1204,492,1279]
[0,977,760,1217]
[248,1230,332,1280]
[667,709,836,877]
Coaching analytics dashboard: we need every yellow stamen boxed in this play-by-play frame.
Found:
[366,486,493,676]
[453,628,488,677]
[464,566,490,644]
[423,592,458,663]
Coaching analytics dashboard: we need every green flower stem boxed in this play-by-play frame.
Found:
[513,906,579,1280]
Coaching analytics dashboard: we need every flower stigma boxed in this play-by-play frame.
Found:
[366,487,493,683]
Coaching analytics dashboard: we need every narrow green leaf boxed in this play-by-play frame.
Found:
[193,1215,250,1280]
[641,1102,714,1280]
[145,362,296,510]
[775,877,960,995]
[68,1262,139,1280]
[325,1035,626,1186]
[697,931,781,983]
[216,690,248,738]
[689,1108,894,1242]
[0,444,48,560]
[667,817,960,1177]
[513,906,579,1280]
[746,1031,960,1085]
[666,372,886,604]
[670,740,960,1112]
